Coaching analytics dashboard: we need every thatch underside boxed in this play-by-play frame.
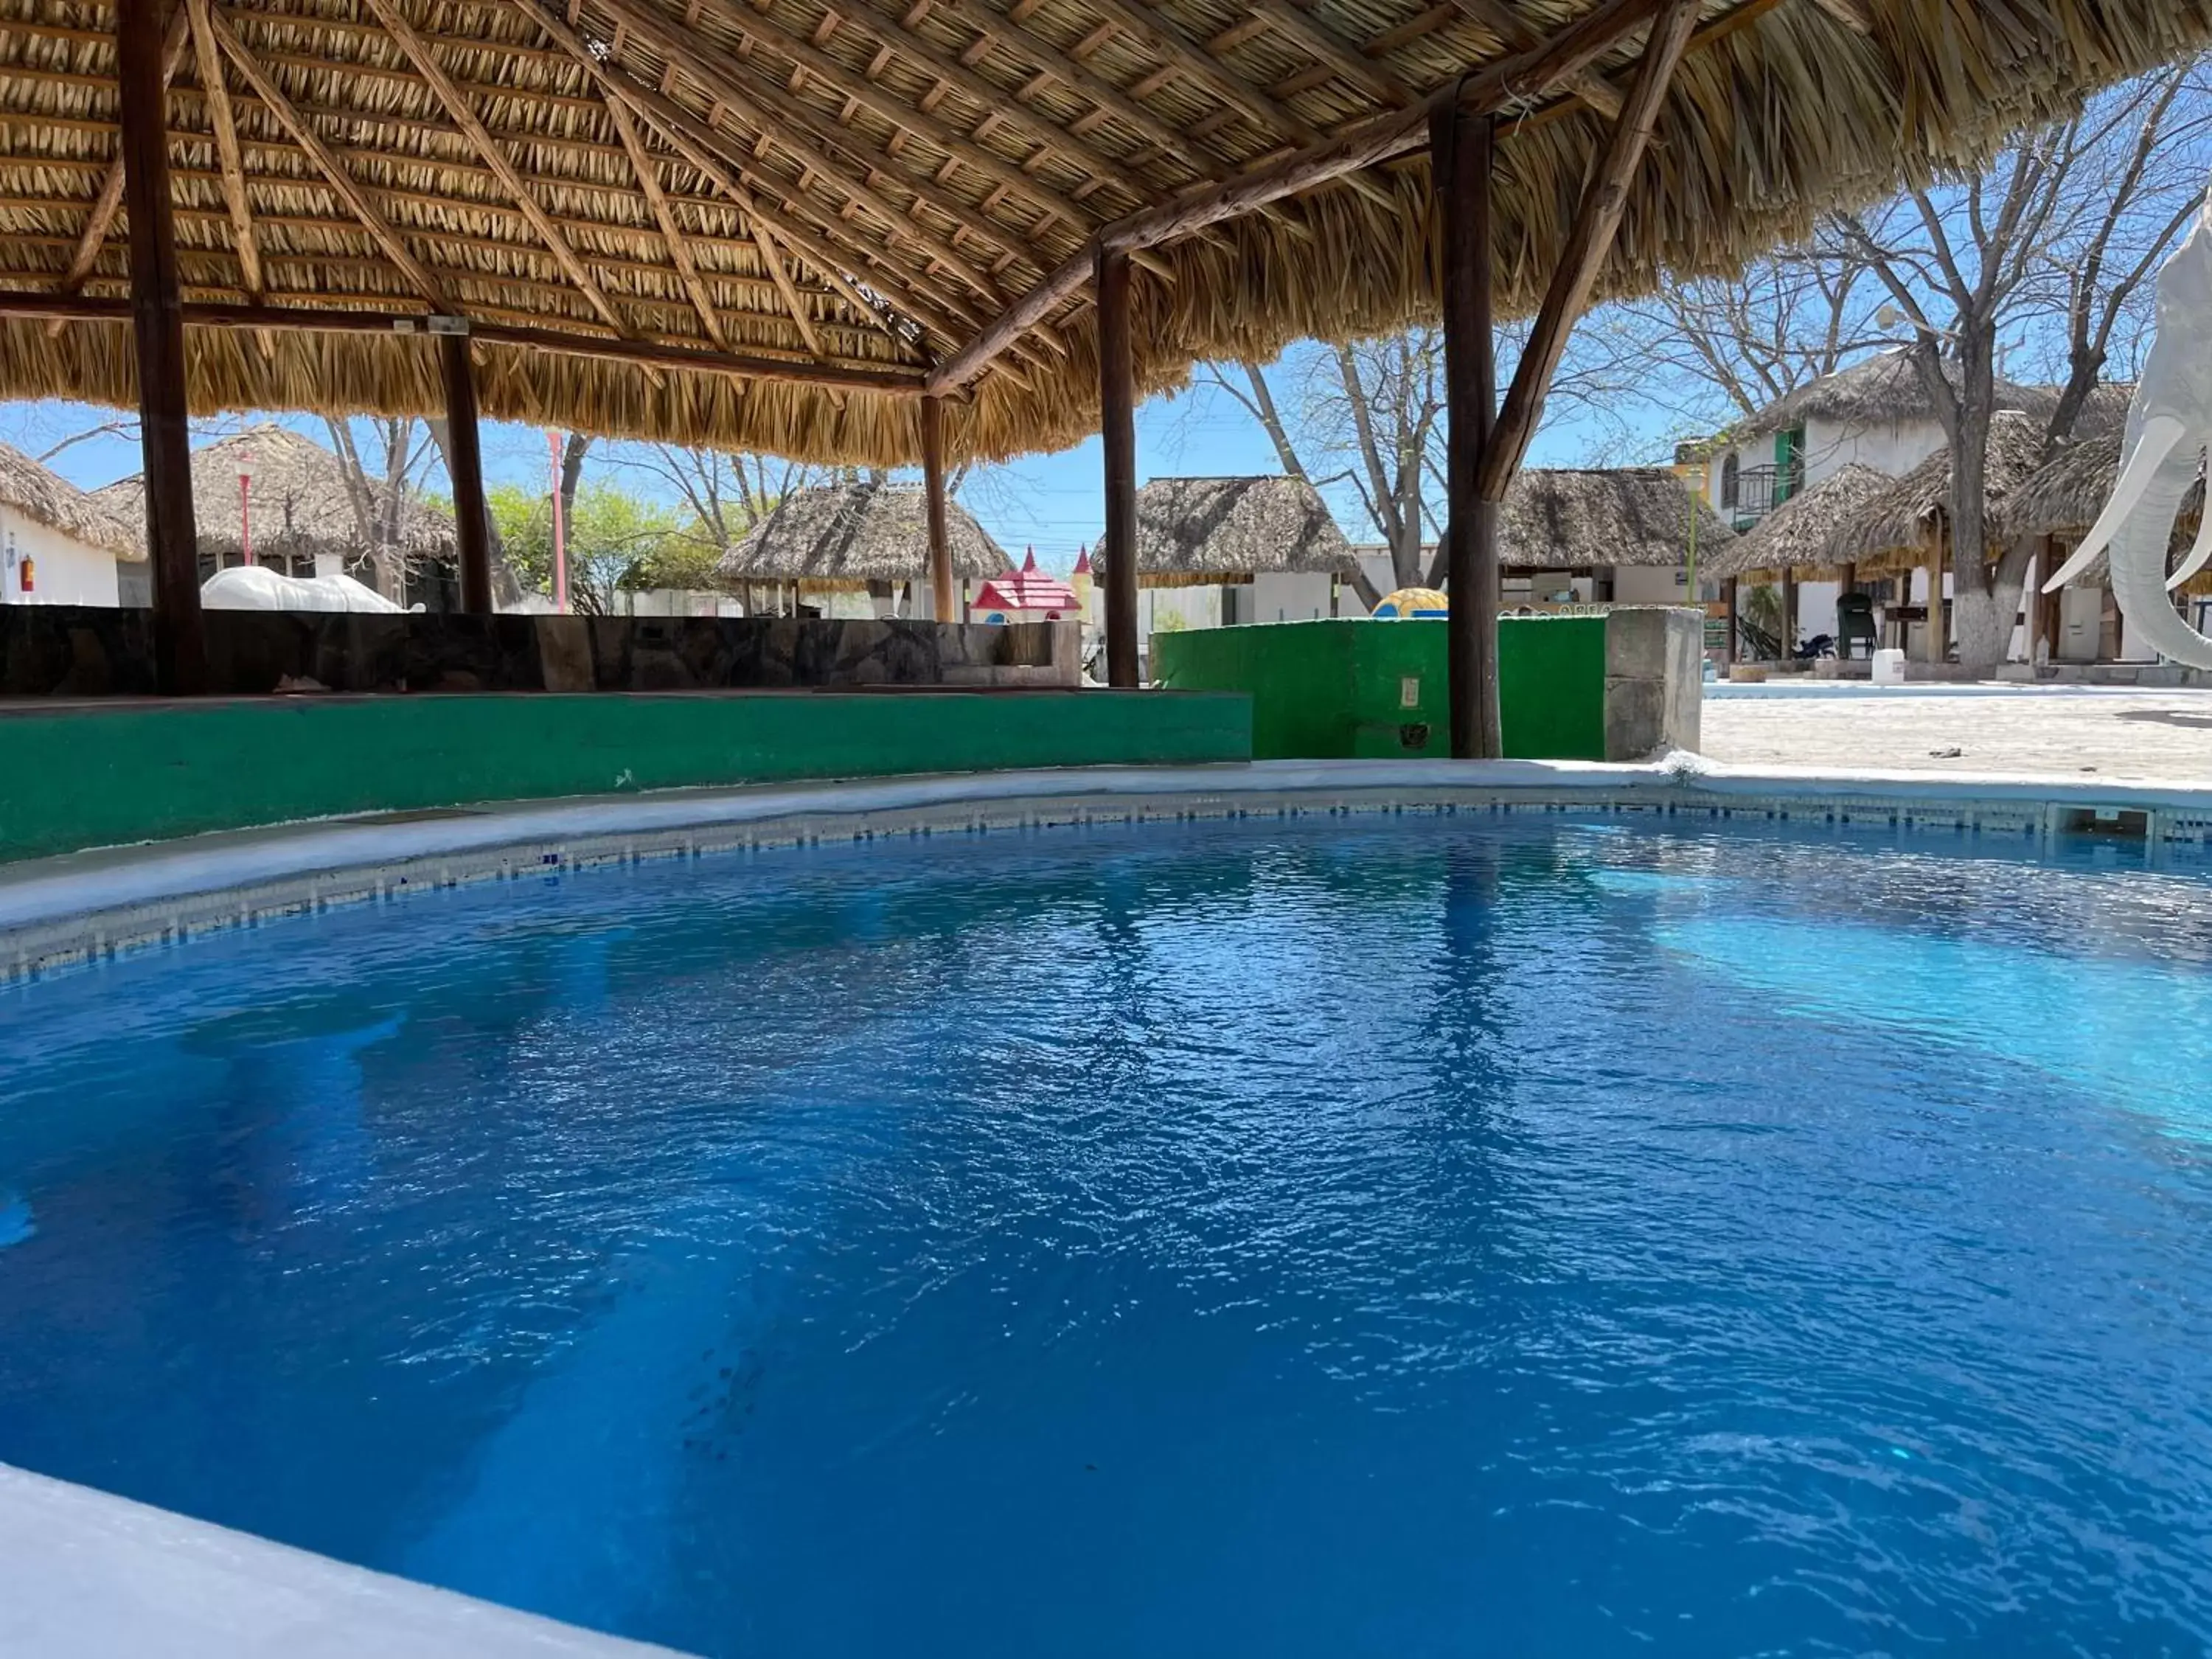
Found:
[718,481,1007,582]
[1499,467,1733,568]
[0,0,2208,465]
[1700,462,1887,579]
[94,422,454,563]
[1827,410,2051,571]
[0,436,138,556]
[1096,476,1358,577]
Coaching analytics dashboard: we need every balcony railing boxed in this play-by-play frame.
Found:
[1724,460,1804,528]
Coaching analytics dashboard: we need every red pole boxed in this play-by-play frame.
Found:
[547,428,568,613]
[240,471,252,566]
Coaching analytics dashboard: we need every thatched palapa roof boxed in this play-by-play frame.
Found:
[94,425,454,566]
[0,0,2205,470]
[1733,350,2057,442]
[717,481,1007,587]
[1499,467,1733,568]
[1826,409,2051,571]
[1997,431,2210,593]
[1700,462,1888,580]
[1095,476,1357,582]
[0,439,139,558]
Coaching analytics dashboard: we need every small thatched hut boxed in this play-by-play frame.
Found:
[1998,432,2207,581]
[1499,467,1733,571]
[0,439,143,605]
[95,425,456,584]
[1096,476,1357,587]
[717,481,1007,615]
[1826,410,2051,574]
[1700,464,1890,581]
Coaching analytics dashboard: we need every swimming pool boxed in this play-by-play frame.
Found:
[3,810,2210,1656]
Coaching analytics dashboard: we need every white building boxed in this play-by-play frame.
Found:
[1689,352,2074,650]
[0,441,145,607]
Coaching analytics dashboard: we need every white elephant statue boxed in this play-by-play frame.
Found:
[201,565,410,613]
[2042,185,2212,665]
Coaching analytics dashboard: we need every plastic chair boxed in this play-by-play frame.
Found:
[1835,592,1877,659]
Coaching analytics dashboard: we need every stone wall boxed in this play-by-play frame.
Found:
[0,607,1078,697]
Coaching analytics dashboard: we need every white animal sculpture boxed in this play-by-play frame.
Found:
[2042,185,2212,666]
[201,565,407,613]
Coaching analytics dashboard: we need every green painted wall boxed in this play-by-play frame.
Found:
[1497,615,1607,762]
[1155,617,1607,762]
[0,690,1252,863]
[1152,621,1447,760]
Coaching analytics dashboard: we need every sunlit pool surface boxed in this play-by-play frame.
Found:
[4,815,2212,1657]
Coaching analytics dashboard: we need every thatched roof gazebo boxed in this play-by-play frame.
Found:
[0,440,140,560]
[1826,410,2051,575]
[1700,463,1888,580]
[1498,467,1731,568]
[9,0,2209,706]
[94,425,455,574]
[718,481,1008,591]
[1093,476,1357,587]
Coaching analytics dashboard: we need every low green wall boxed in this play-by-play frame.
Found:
[1153,618,1608,761]
[0,689,1252,863]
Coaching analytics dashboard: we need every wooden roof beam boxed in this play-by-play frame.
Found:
[183,0,264,305]
[668,0,1102,233]
[1076,0,1318,146]
[1477,0,1700,495]
[1446,0,1621,116]
[0,291,929,392]
[824,0,1186,206]
[571,0,1031,295]
[928,0,1679,394]
[358,0,636,338]
[203,5,456,310]
[751,219,830,358]
[1245,0,1416,106]
[603,93,733,349]
[46,2,189,335]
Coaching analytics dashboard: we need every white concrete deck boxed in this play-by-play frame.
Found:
[1703,684,2212,781]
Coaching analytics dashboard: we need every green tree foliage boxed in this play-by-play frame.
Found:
[488,479,717,613]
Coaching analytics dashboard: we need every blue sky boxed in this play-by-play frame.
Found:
[0,349,1619,580]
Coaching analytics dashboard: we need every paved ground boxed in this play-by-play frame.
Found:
[1698,686,2212,782]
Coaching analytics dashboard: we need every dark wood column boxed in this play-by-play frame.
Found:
[439,329,493,614]
[118,0,204,695]
[1721,577,1739,664]
[1433,103,1500,759]
[1096,244,1140,688]
[1781,568,1798,657]
[920,394,956,622]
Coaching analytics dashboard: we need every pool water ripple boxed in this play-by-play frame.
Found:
[1,815,2210,1656]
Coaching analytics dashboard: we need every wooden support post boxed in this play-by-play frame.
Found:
[1925,546,1946,664]
[1433,102,1500,758]
[1721,577,1739,664]
[439,330,494,615]
[2025,549,2043,667]
[920,396,956,624]
[118,0,204,694]
[1781,569,1798,659]
[1097,245,1140,689]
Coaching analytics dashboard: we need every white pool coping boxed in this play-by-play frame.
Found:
[7,751,2212,1650]
[7,755,2212,984]
[0,1463,682,1658]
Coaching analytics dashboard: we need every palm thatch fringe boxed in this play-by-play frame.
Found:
[1093,476,1357,581]
[0,0,2205,464]
[0,439,139,558]
[1699,462,1888,579]
[1997,431,2211,592]
[1724,350,2124,442]
[94,424,453,566]
[1500,467,1733,568]
[1825,410,2051,571]
[717,481,1007,586]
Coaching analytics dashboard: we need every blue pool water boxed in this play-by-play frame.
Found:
[3,814,2212,1656]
